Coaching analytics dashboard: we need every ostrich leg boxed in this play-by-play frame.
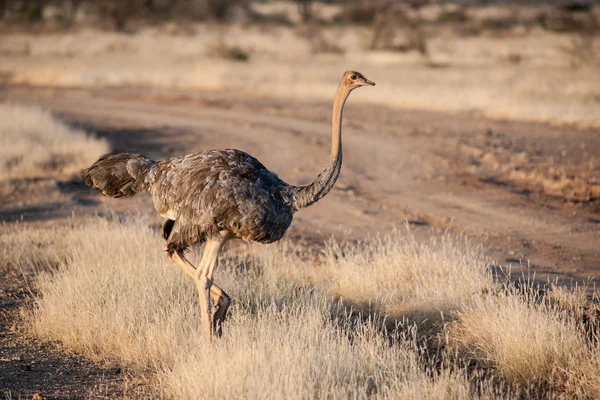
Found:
[169,237,228,341]
[203,231,231,337]
[169,250,211,340]
[195,239,226,341]
[169,249,231,337]
[205,249,231,337]
[173,257,230,337]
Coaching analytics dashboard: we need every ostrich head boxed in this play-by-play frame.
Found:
[342,71,376,90]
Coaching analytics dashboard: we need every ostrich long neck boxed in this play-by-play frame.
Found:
[290,83,351,210]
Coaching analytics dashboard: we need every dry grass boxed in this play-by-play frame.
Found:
[27,217,201,368]
[0,216,594,398]
[448,289,600,397]
[0,103,109,181]
[1,24,599,127]
[0,221,74,273]
[320,232,495,323]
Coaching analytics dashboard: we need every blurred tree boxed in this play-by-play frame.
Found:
[296,0,313,23]
[61,0,85,25]
[144,0,155,12]
[93,0,158,30]
[104,0,137,30]
[205,0,240,21]
[370,0,430,55]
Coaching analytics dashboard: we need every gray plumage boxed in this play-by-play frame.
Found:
[85,149,297,252]
[82,71,375,340]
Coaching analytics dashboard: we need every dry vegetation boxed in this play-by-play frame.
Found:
[0,103,109,182]
[320,233,493,323]
[449,291,600,398]
[0,216,595,398]
[0,3,599,127]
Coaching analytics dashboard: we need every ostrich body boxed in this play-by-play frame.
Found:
[83,71,375,340]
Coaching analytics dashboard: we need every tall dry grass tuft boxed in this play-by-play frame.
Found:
[0,103,109,181]
[29,217,200,368]
[321,232,496,323]
[164,313,484,399]
[448,288,600,397]
[0,222,74,273]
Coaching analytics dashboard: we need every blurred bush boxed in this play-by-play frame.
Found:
[209,36,250,61]
[369,1,430,55]
[0,0,598,44]
[1,0,243,29]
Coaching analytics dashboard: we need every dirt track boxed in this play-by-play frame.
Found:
[2,84,599,283]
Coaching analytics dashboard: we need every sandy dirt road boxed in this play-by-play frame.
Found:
[2,85,599,284]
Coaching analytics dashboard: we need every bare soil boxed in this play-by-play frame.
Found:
[1,84,599,397]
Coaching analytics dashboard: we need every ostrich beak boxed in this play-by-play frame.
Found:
[361,78,376,86]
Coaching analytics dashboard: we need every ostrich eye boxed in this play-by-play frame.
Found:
[350,75,357,80]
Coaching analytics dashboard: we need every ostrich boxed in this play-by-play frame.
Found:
[83,71,375,340]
